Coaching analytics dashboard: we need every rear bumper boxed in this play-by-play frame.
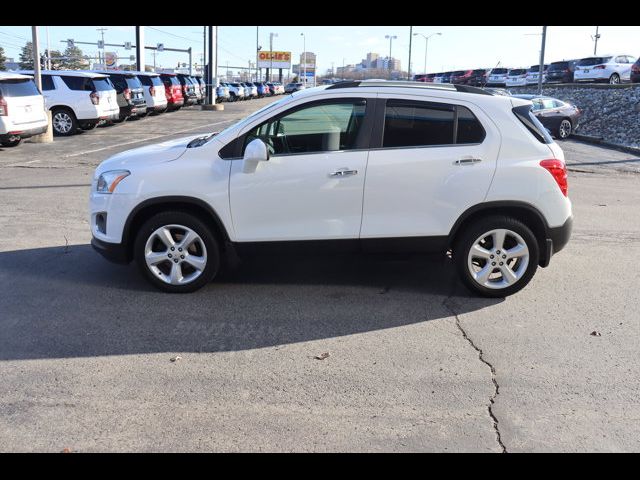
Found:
[540,215,573,267]
[0,124,47,140]
[91,236,130,265]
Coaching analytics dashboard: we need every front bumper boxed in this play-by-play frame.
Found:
[541,215,573,267]
[91,236,130,264]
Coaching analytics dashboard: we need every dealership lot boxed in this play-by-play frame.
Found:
[1,99,639,452]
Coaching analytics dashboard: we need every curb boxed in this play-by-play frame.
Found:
[571,134,640,156]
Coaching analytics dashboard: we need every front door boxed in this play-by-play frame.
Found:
[229,98,371,242]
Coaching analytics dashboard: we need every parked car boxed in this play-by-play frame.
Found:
[573,54,636,84]
[513,94,581,140]
[439,71,454,84]
[525,64,549,85]
[483,87,512,96]
[486,68,510,86]
[188,75,204,104]
[0,72,48,147]
[451,70,473,85]
[284,82,304,93]
[89,81,572,297]
[546,60,579,84]
[432,73,445,84]
[92,70,147,122]
[505,68,528,87]
[223,82,245,101]
[253,82,270,97]
[242,82,258,99]
[632,57,640,83]
[134,71,168,115]
[273,82,285,94]
[193,75,206,103]
[417,73,437,83]
[464,69,490,86]
[216,84,230,102]
[159,73,184,111]
[19,70,119,135]
[175,74,198,106]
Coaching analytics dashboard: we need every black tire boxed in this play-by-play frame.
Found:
[453,215,540,298]
[134,211,220,293]
[1,137,22,147]
[51,107,78,136]
[557,118,572,140]
[80,123,97,131]
[609,73,620,85]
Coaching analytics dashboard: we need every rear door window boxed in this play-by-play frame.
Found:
[383,100,455,147]
[61,75,92,91]
[0,79,41,97]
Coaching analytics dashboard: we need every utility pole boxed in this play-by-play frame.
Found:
[592,26,601,55]
[46,26,51,69]
[256,27,259,82]
[538,26,547,95]
[135,26,145,72]
[269,32,278,82]
[385,34,397,74]
[97,27,107,66]
[301,32,306,86]
[408,26,413,80]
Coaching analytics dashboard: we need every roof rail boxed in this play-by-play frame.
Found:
[326,80,492,95]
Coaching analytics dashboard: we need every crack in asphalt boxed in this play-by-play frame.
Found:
[443,285,507,453]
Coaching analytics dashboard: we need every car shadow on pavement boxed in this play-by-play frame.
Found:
[0,244,502,361]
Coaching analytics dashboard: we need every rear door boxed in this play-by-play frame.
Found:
[361,96,500,238]
[0,78,46,126]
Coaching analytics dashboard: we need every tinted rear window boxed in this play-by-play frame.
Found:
[457,106,486,144]
[452,70,466,75]
[0,78,40,97]
[125,76,143,89]
[491,68,508,74]
[549,62,568,71]
[383,100,455,147]
[61,75,92,91]
[578,57,611,66]
[472,69,487,75]
[92,78,114,91]
[162,76,180,86]
[529,65,540,72]
[510,69,527,75]
[512,104,553,144]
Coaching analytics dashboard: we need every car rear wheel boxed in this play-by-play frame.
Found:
[1,137,22,147]
[51,108,78,136]
[134,211,220,293]
[557,119,572,139]
[454,215,539,298]
[609,73,620,84]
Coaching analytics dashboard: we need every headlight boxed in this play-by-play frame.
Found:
[96,170,130,193]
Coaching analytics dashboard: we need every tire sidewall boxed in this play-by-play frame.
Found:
[134,211,220,293]
[454,216,540,298]
[51,108,78,136]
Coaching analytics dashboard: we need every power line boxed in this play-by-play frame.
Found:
[0,30,30,42]
[147,26,201,44]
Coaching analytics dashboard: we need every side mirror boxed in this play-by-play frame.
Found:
[242,138,269,174]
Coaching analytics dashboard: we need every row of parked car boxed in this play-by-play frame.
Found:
[0,69,295,146]
[415,54,640,87]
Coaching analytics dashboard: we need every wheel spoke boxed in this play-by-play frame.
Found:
[169,262,183,284]
[492,230,506,250]
[157,227,175,248]
[506,244,528,258]
[145,251,167,267]
[178,229,198,250]
[184,254,206,271]
[470,244,492,259]
[474,264,493,284]
[500,264,518,284]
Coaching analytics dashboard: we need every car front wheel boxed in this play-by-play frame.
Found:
[609,73,620,84]
[134,211,220,293]
[557,119,572,139]
[454,216,539,297]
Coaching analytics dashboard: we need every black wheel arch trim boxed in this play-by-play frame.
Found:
[121,195,231,258]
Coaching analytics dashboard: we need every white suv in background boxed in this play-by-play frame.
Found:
[134,71,169,115]
[90,81,573,297]
[573,54,636,84]
[19,70,119,136]
[0,72,48,147]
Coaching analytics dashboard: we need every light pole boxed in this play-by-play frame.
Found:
[269,32,278,82]
[412,32,441,74]
[592,26,601,55]
[385,34,397,74]
[97,27,107,68]
[300,32,306,86]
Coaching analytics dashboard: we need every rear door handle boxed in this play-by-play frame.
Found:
[329,168,358,177]
[454,157,482,165]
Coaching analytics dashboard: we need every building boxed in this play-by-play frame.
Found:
[365,52,379,69]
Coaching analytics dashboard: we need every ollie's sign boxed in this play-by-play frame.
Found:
[257,51,292,69]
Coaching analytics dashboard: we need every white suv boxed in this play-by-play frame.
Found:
[134,71,169,114]
[19,70,119,135]
[90,81,573,297]
[0,72,48,147]
[573,54,636,84]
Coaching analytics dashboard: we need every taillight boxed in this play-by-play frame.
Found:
[0,97,7,116]
[632,63,640,73]
[149,86,155,97]
[593,65,606,70]
[540,159,568,197]
[123,88,131,100]
[89,91,100,105]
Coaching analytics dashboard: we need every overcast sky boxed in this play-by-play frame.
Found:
[1,26,638,74]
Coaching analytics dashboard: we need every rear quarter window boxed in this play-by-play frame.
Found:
[61,76,92,91]
[125,76,143,89]
[92,78,114,91]
[0,79,41,97]
[512,104,553,144]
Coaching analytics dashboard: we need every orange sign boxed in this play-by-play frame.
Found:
[257,51,291,69]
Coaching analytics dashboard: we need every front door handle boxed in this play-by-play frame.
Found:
[454,157,482,165]
[329,168,358,177]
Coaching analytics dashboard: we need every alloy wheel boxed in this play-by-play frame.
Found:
[559,119,572,139]
[53,112,73,134]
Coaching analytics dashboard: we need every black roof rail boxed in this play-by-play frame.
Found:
[326,81,361,89]
[453,85,493,95]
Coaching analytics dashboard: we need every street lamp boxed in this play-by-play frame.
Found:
[300,32,306,86]
[384,35,397,73]
[269,32,278,81]
[413,32,442,74]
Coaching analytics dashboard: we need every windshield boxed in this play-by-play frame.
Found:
[578,57,611,66]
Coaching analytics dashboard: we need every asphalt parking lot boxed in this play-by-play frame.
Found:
[1,98,639,452]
